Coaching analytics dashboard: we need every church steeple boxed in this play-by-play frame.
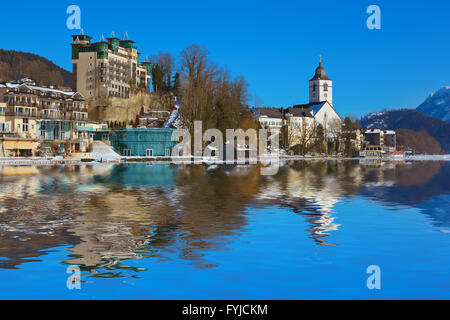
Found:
[309,56,333,105]
[311,55,332,81]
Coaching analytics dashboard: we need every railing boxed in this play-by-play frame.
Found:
[65,106,88,112]
[5,111,38,117]
[7,102,38,107]
[38,114,89,121]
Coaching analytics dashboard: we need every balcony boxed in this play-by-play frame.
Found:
[39,113,90,122]
[7,102,38,108]
[5,110,38,118]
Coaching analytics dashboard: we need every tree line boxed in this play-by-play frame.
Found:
[149,45,255,134]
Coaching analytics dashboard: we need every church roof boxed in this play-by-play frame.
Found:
[292,102,327,110]
[310,62,331,81]
[285,107,314,118]
[253,107,284,119]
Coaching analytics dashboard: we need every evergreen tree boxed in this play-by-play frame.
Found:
[315,124,325,154]
[151,64,164,92]
[173,72,181,95]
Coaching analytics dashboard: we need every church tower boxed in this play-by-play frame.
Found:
[309,56,333,105]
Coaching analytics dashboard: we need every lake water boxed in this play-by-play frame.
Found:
[0,160,449,299]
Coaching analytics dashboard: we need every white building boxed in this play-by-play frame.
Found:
[294,58,342,136]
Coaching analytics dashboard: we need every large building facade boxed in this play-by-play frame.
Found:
[0,79,97,155]
[71,30,151,99]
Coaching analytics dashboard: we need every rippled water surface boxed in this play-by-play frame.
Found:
[0,160,449,299]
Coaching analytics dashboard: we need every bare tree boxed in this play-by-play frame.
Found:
[287,124,317,155]
[178,44,251,134]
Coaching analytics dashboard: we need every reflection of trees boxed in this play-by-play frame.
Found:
[162,165,260,267]
[0,160,449,274]
[358,161,450,227]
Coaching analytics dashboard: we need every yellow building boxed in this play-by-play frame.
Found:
[0,136,38,157]
[0,80,98,155]
[284,107,315,147]
[253,107,284,134]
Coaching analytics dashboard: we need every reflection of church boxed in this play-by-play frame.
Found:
[256,165,347,246]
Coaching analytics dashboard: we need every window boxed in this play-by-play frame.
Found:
[23,118,29,132]
[165,149,171,157]
[146,149,154,157]
[123,149,131,157]
[40,122,46,137]
[324,83,329,92]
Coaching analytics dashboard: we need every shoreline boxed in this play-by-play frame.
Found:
[0,154,449,167]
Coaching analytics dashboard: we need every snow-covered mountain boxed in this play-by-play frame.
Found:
[417,86,450,122]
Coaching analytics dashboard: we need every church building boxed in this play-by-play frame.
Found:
[253,57,343,146]
[292,57,342,136]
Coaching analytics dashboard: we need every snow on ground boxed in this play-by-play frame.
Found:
[91,141,122,161]
[405,154,450,161]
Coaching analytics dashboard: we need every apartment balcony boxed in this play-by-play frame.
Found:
[7,102,39,108]
[5,110,38,118]
[65,106,88,112]
[38,114,67,121]
[38,113,90,122]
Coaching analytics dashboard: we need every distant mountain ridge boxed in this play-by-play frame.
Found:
[417,86,450,122]
[361,109,450,153]
[0,49,71,87]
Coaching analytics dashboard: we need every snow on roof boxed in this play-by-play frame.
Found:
[0,82,81,98]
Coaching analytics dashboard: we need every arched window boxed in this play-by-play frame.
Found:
[313,84,317,92]
[323,83,328,92]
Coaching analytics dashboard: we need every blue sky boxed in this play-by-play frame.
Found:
[0,0,449,117]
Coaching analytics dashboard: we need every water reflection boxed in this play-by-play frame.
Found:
[0,160,449,275]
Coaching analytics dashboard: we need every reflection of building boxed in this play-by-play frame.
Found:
[71,30,151,99]
[256,164,352,246]
[0,161,449,272]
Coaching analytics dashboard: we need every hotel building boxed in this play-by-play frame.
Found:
[71,30,151,99]
[0,79,95,155]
